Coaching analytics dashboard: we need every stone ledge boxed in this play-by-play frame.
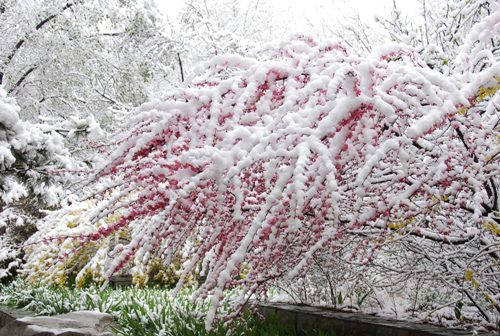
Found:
[258,303,498,336]
[0,310,114,336]
[0,305,34,329]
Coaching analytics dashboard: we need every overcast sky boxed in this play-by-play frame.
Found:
[154,0,422,30]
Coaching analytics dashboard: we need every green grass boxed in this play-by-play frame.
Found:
[0,279,299,336]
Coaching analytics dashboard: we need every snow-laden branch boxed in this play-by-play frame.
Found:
[24,33,499,327]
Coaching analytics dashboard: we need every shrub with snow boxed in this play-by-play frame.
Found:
[0,86,72,279]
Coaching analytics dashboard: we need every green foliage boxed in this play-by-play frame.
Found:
[0,279,301,336]
[356,289,372,309]
[454,301,464,320]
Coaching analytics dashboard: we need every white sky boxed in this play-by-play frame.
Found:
[273,0,421,22]
[154,0,422,30]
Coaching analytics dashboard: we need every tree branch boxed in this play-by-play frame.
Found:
[8,66,37,94]
[0,1,76,85]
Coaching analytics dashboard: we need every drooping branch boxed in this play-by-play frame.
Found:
[8,66,37,94]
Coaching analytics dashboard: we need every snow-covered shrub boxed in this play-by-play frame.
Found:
[0,86,73,279]
[22,197,197,289]
[24,5,499,328]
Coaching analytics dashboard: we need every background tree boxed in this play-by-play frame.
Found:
[375,0,497,72]
[174,0,286,82]
[0,0,175,124]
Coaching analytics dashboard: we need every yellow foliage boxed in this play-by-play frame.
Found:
[76,269,92,289]
[28,240,101,287]
[107,214,121,224]
[53,269,69,287]
[132,256,196,288]
[388,217,414,230]
[477,84,500,100]
[132,273,148,287]
[465,268,474,281]
[239,263,251,279]
[25,198,130,287]
[118,227,131,240]
[482,220,500,235]
[458,77,500,115]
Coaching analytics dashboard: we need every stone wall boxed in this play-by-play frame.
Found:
[258,303,497,336]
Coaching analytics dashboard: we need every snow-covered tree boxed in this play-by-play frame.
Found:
[0,0,174,124]
[174,0,286,82]
[301,2,499,324]
[22,0,499,329]
[363,0,499,75]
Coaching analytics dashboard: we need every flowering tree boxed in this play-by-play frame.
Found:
[25,5,499,328]
[290,0,499,324]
